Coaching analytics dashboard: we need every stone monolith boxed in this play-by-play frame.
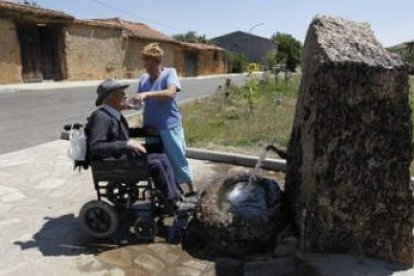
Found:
[285,15,414,266]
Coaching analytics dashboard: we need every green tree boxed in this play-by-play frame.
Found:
[223,52,248,73]
[173,31,209,43]
[265,50,277,71]
[272,32,302,72]
[22,0,40,6]
[389,44,414,73]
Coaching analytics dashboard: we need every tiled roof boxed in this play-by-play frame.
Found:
[73,19,122,30]
[180,42,225,51]
[90,17,177,43]
[0,0,73,19]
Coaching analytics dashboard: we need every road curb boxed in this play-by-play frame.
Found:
[0,80,137,94]
[186,148,414,188]
[186,147,286,171]
[0,73,263,94]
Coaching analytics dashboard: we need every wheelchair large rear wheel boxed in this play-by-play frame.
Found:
[79,200,119,239]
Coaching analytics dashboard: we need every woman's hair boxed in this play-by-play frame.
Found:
[141,42,164,61]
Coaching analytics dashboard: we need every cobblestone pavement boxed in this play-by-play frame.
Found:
[0,140,412,275]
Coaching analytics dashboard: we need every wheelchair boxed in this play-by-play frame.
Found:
[62,123,187,241]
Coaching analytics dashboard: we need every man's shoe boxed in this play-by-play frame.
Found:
[175,201,197,212]
[184,190,204,199]
[181,195,200,204]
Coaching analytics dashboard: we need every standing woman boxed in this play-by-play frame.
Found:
[133,43,196,195]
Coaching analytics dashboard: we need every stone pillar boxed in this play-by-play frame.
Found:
[285,15,414,266]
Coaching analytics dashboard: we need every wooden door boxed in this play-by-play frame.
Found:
[185,52,198,77]
[16,24,64,82]
[16,25,43,82]
[38,26,63,80]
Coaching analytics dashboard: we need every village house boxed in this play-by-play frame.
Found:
[66,17,180,81]
[176,42,226,76]
[0,0,226,84]
[211,31,275,64]
[0,1,73,83]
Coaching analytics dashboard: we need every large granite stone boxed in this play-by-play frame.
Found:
[285,15,414,266]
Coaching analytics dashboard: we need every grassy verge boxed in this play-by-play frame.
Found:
[182,73,299,156]
[182,74,414,174]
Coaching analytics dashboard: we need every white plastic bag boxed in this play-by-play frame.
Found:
[67,125,87,161]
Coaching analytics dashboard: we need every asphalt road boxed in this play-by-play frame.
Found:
[0,74,251,154]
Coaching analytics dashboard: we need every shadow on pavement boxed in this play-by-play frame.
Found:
[13,213,191,257]
[14,214,111,256]
[13,213,153,257]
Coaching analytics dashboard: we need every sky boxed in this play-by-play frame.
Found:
[17,0,414,47]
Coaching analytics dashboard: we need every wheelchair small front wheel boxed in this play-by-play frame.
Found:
[133,217,158,241]
[79,200,119,239]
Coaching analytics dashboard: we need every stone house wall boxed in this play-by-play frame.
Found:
[65,23,125,81]
[65,23,178,81]
[0,17,226,84]
[197,50,225,75]
[0,18,22,84]
[174,46,226,77]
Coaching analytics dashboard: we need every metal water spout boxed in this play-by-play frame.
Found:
[265,144,288,160]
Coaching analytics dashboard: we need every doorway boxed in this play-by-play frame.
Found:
[16,24,65,82]
[184,52,198,77]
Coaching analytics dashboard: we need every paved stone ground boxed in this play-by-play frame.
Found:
[0,140,413,275]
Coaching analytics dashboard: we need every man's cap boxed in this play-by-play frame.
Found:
[95,78,129,106]
[141,42,164,59]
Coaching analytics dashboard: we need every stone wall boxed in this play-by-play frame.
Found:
[65,24,125,80]
[174,47,226,77]
[285,15,414,266]
[197,50,225,75]
[173,46,185,77]
[0,18,22,84]
[66,24,178,81]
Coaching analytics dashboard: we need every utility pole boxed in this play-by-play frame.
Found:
[247,22,264,63]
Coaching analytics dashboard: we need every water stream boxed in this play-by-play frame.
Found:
[248,147,269,186]
[225,146,281,219]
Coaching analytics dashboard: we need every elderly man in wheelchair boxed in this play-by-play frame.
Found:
[71,78,199,240]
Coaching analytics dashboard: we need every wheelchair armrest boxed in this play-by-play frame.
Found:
[129,127,160,138]
[91,159,147,170]
[91,159,149,182]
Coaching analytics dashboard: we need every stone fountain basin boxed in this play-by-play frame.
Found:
[187,172,286,257]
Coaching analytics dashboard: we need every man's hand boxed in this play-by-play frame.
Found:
[127,140,147,154]
[132,93,148,104]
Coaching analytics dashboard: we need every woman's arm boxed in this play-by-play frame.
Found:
[134,85,177,102]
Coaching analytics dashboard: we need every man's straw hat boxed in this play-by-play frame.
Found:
[141,42,164,59]
[95,78,129,106]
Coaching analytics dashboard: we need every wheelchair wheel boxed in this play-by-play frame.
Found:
[79,200,119,239]
[106,182,138,206]
[133,217,158,241]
